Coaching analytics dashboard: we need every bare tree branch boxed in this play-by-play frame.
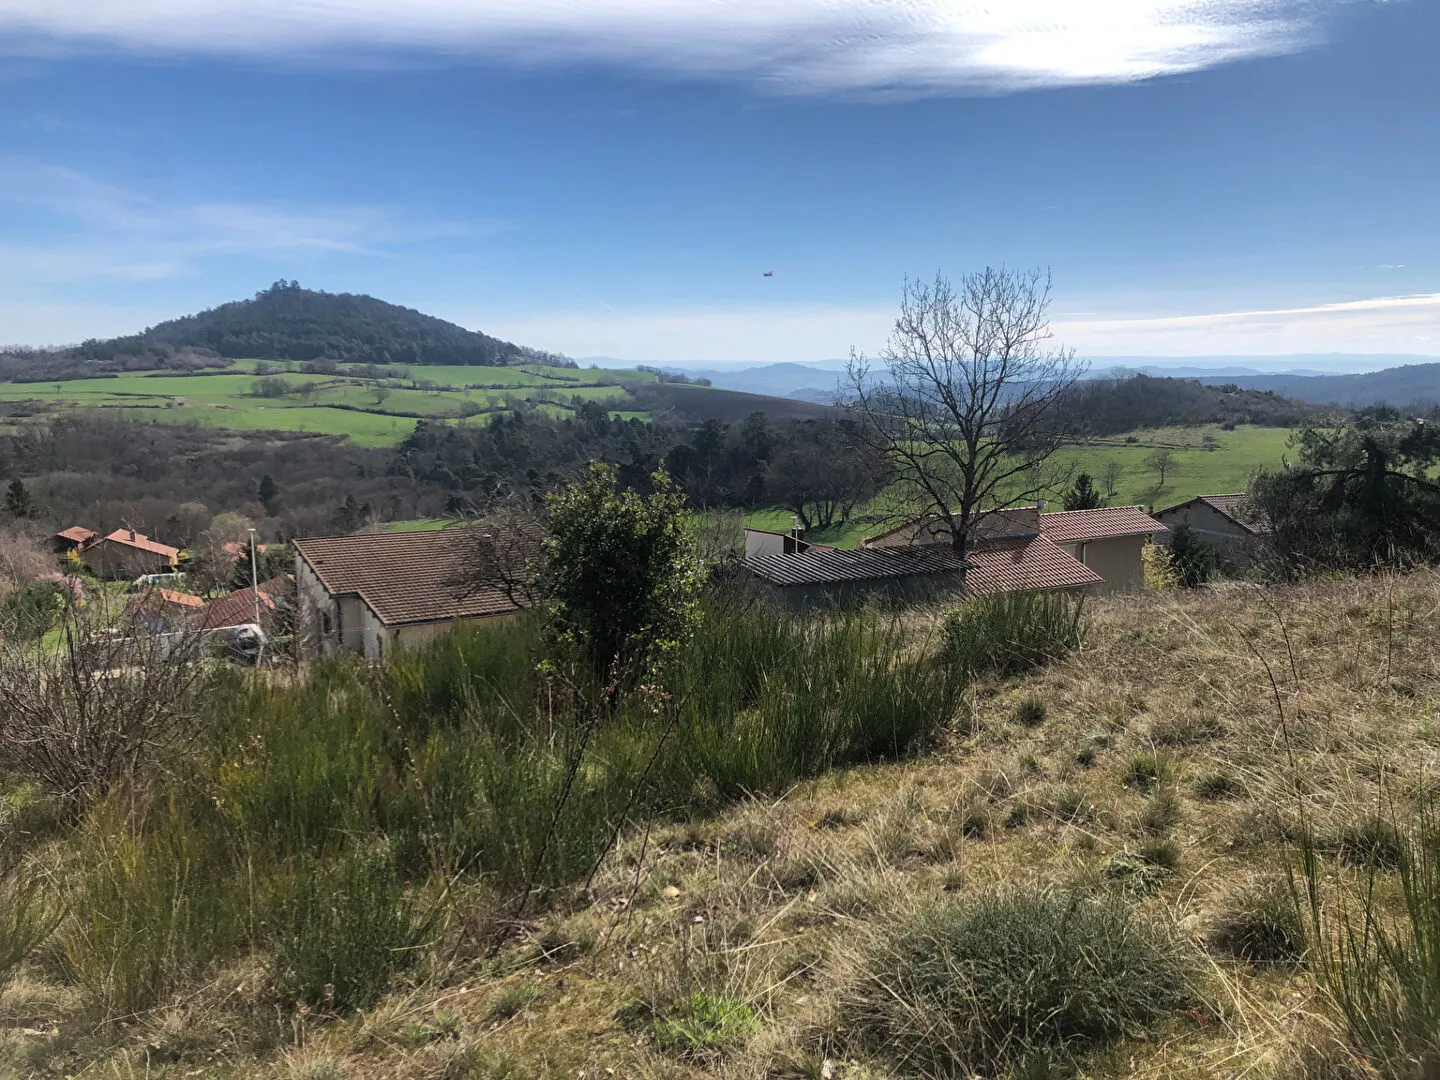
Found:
[845,267,1085,580]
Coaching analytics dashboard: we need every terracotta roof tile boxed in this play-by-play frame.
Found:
[97,529,180,560]
[57,526,96,544]
[1038,506,1167,544]
[194,576,290,630]
[966,534,1103,594]
[293,529,524,626]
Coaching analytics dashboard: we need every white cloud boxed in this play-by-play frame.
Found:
[455,290,1440,364]
[0,157,492,284]
[1055,292,1440,355]
[0,1,1335,94]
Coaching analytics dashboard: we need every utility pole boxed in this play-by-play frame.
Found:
[248,527,263,667]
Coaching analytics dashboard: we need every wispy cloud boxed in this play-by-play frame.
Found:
[1055,292,1440,354]
[459,290,1440,364]
[0,1,1340,95]
[0,157,494,283]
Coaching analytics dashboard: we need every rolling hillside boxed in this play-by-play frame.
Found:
[1193,362,1440,408]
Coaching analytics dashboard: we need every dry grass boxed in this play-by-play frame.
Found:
[9,571,1440,1078]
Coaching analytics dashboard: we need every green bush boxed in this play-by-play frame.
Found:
[60,799,247,1015]
[270,849,435,1012]
[941,590,1085,680]
[846,888,1196,1075]
[0,580,68,642]
[1333,816,1407,870]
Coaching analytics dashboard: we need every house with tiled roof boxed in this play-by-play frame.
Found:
[748,504,1101,609]
[1153,494,1270,562]
[292,528,528,659]
[81,529,181,580]
[194,575,291,632]
[124,586,205,634]
[1037,506,1168,593]
[53,525,97,553]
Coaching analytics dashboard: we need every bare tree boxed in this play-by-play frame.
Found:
[451,489,543,609]
[0,608,207,814]
[1101,460,1125,499]
[845,268,1085,575]
[1146,448,1176,489]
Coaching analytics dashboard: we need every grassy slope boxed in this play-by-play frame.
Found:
[745,424,1295,548]
[0,363,655,447]
[11,572,1434,1078]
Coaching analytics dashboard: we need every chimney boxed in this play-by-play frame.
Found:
[128,529,136,542]
[1036,498,1046,513]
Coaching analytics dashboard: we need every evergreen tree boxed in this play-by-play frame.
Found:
[1168,522,1216,587]
[1063,473,1102,511]
[4,478,34,518]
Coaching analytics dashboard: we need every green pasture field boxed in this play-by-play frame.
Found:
[743,424,1295,549]
[0,361,652,447]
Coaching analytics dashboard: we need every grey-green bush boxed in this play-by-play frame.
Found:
[941,590,1085,680]
[846,888,1196,1076]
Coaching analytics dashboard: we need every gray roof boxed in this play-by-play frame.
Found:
[746,547,966,587]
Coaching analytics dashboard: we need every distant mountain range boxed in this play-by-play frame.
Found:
[659,355,1440,410]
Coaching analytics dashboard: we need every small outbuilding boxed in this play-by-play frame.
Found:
[54,526,97,554]
[1036,506,1168,593]
[81,529,181,580]
[1153,494,1270,562]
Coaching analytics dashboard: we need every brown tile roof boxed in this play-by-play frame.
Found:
[96,529,180,560]
[1157,493,1272,535]
[746,546,966,587]
[293,528,524,626]
[966,534,1104,594]
[194,575,290,630]
[1038,506,1168,544]
[57,526,96,544]
[126,588,205,618]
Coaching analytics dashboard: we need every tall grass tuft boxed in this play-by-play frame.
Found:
[940,590,1085,680]
[1300,802,1440,1074]
[270,847,436,1012]
[0,867,60,985]
[60,796,249,1016]
[845,887,1196,1076]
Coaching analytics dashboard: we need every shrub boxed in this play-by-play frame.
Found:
[652,990,761,1056]
[1300,803,1440,1074]
[1210,878,1306,964]
[270,849,436,1012]
[0,579,68,642]
[1151,711,1225,746]
[941,590,1085,680]
[846,889,1196,1075]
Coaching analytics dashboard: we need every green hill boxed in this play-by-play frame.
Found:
[0,281,534,381]
[139,280,523,367]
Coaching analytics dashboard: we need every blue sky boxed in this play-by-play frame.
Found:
[1,0,1437,365]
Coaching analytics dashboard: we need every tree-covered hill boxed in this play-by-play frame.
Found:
[141,280,525,367]
[0,281,538,381]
